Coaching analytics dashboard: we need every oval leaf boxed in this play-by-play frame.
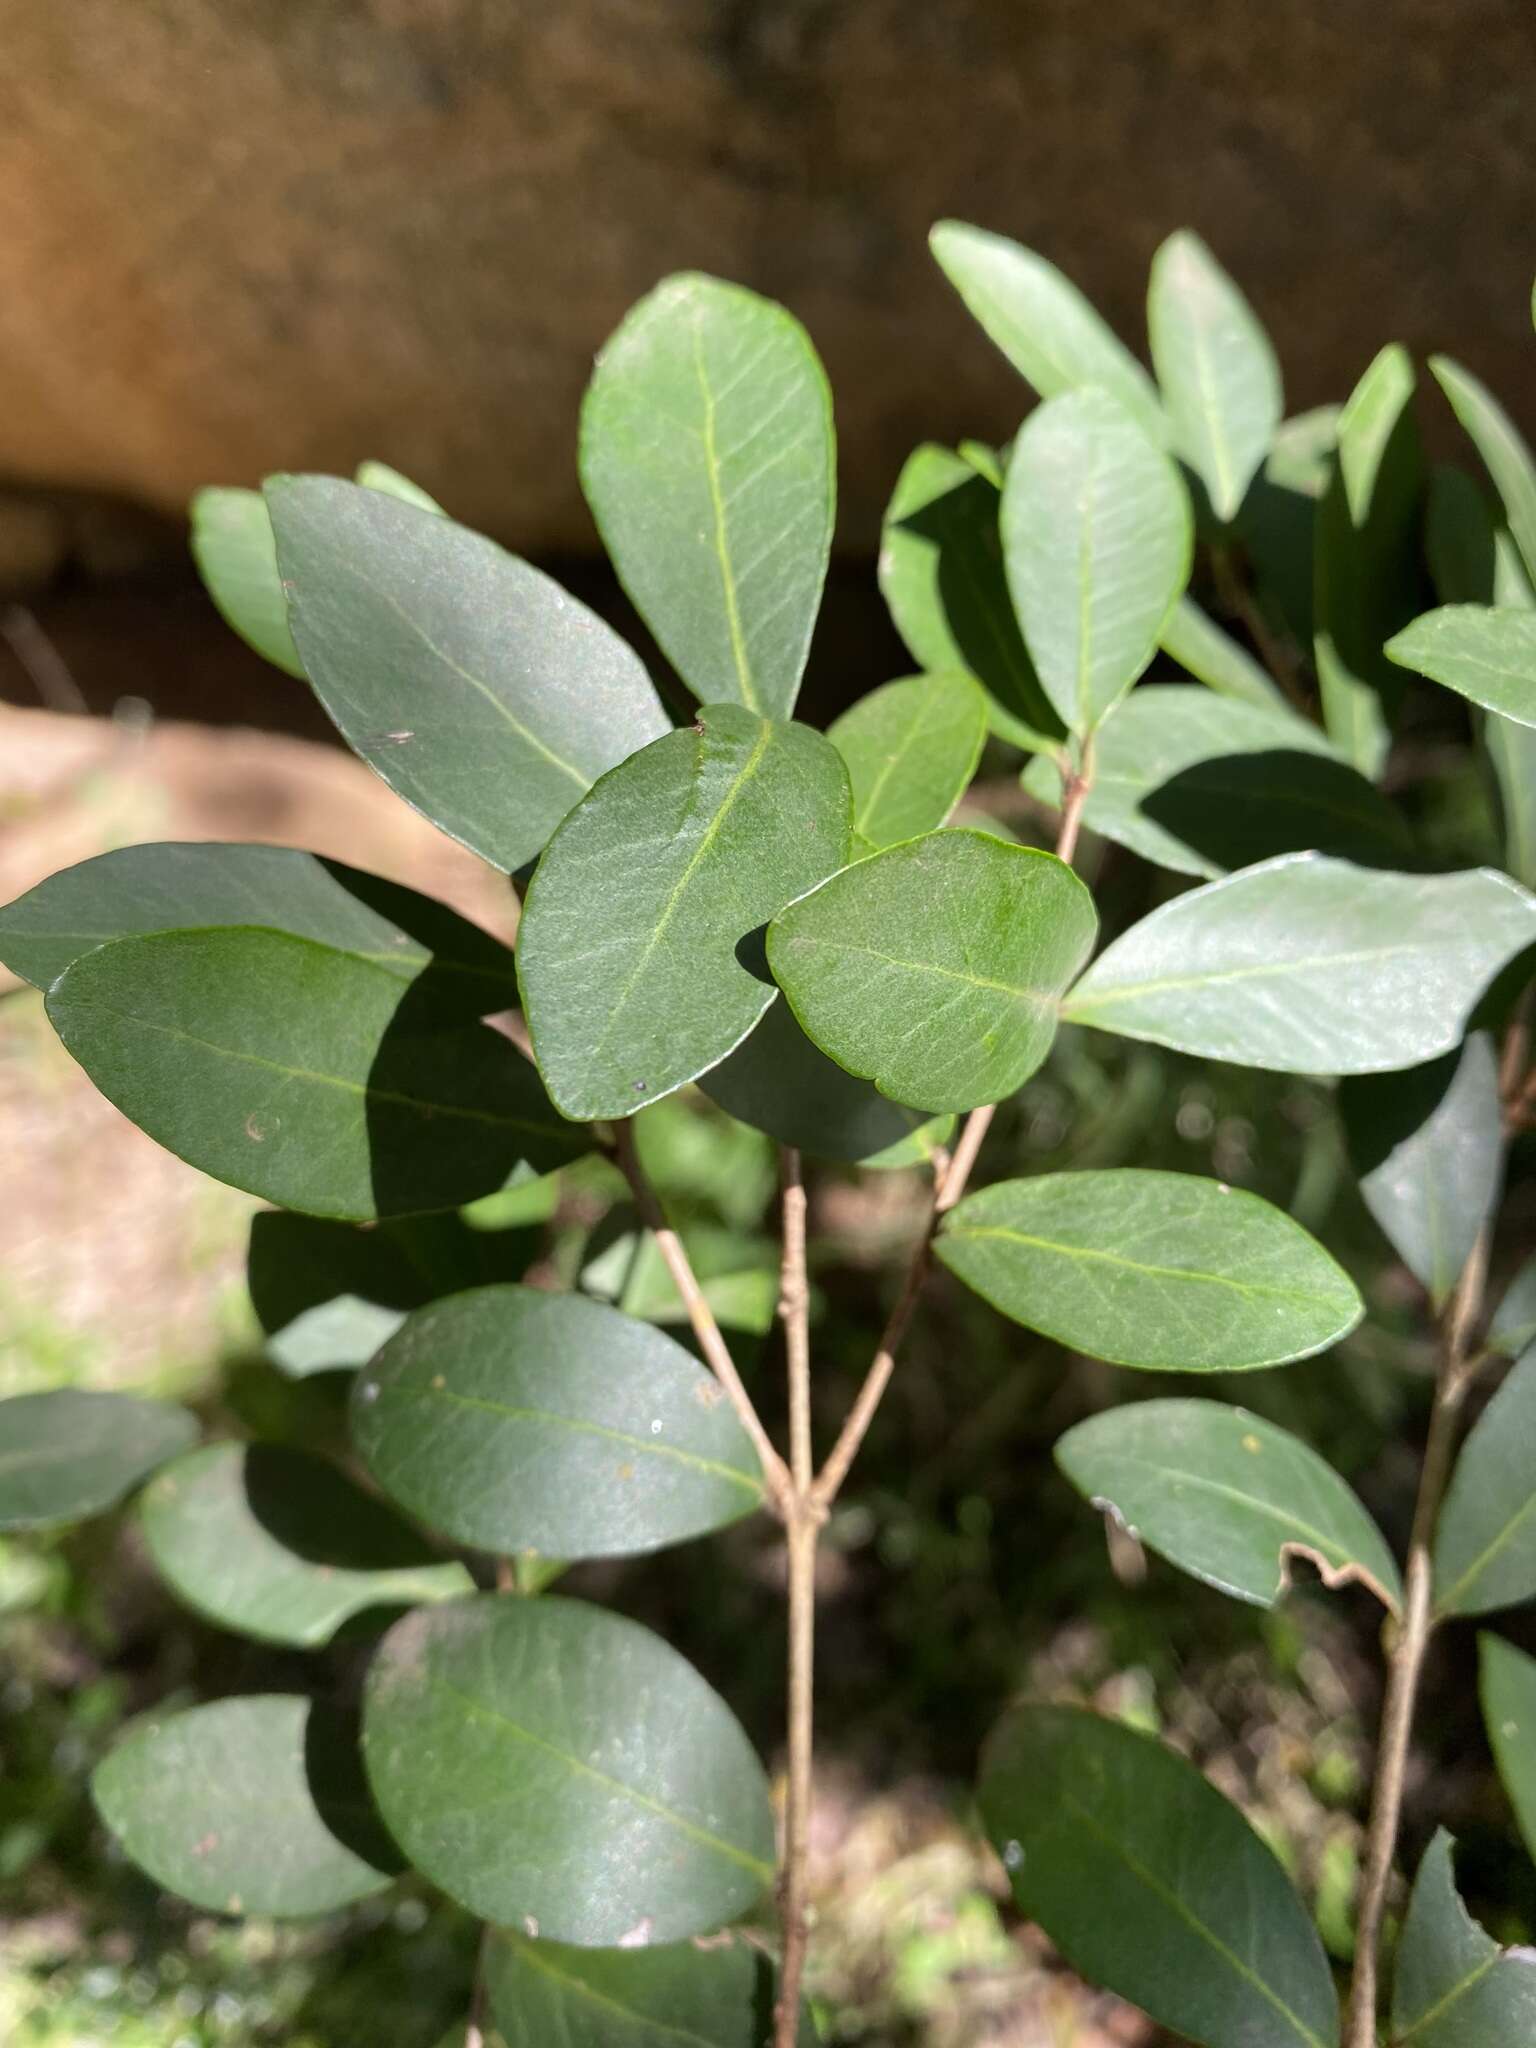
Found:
[141,1444,472,1646]
[1021,686,1404,880]
[1432,354,1536,587]
[1002,388,1193,735]
[929,223,1166,445]
[1392,1831,1536,2046]
[878,443,1065,749]
[268,477,670,873]
[0,1389,196,1530]
[580,273,833,721]
[190,486,304,676]
[939,1169,1360,1371]
[1148,231,1282,523]
[363,1594,774,1941]
[1064,853,1536,1075]
[767,829,1097,1114]
[93,1695,399,1915]
[1489,1257,1536,1360]
[486,1927,817,2047]
[1341,1033,1504,1308]
[828,672,987,852]
[1056,1398,1401,1609]
[0,839,518,1008]
[352,1287,764,1560]
[1386,605,1536,725]
[979,1704,1339,2048]
[701,994,951,1165]
[1481,1634,1536,1871]
[48,927,581,1220]
[518,705,850,1122]
[1434,1346,1536,1618]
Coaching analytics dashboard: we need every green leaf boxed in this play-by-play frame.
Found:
[701,994,951,1165]
[938,1169,1360,1371]
[140,1444,472,1647]
[1021,686,1405,880]
[978,1704,1339,2048]
[929,223,1166,445]
[1002,388,1193,735]
[0,1390,196,1530]
[248,1208,538,1378]
[0,839,519,1007]
[1433,1346,1536,1618]
[48,927,582,1220]
[580,273,833,721]
[1481,1634,1536,1870]
[1159,595,1289,710]
[1313,345,1424,776]
[581,1231,779,1337]
[827,672,988,851]
[362,1594,774,1941]
[1147,231,1282,523]
[1386,606,1536,725]
[1340,1034,1503,1308]
[1240,406,1341,652]
[486,1927,818,2047]
[190,487,305,676]
[1487,710,1536,891]
[93,1695,399,1916]
[877,443,1064,748]
[767,829,1096,1114]
[518,705,850,1122]
[1064,853,1536,1075]
[353,460,445,514]
[351,1287,764,1559]
[1056,1398,1401,1609]
[1432,354,1536,587]
[1391,1831,1536,2045]
[267,477,670,873]
[1489,1258,1536,1359]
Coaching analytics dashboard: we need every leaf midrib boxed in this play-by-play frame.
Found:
[690,305,759,710]
[1437,1485,1536,1616]
[781,931,1055,1008]
[948,1221,1341,1309]
[493,1929,726,2048]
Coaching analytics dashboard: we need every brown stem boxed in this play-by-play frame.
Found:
[1054,733,1096,869]
[1344,1228,1492,2047]
[614,1120,791,1510]
[780,1149,813,1494]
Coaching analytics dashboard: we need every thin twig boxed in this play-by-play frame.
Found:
[1344,1226,1492,2047]
[613,1121,791,1509]
[1053,734,1096,870]
[780,1149,813,1493]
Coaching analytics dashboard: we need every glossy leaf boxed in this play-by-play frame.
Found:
[267,477,670,873]
[1148,231,1282,522]
[701,995,950,1164]
[1481,1634,1536,1870]
[979,1704,1339,2048]
[827,672,988,851]
[1391,1831,1536,2046]
[519,706,849,1121]
[94,1695,399,1916]
[0,840,518,1010]
[486,1928,817,2047]
[767,829,1096,1113]
[1434,1346,1536,1618]
[1386,605,1536,725]
[363,1594,774,1941]
[48,927,581,1220]
[929,222,1166,444]
[0,1390,196,1530]
[1064,853,1536,1075]
[352,1287,764,1559]
[878,443,1064,748]
[580,273,833,721]
[1432,354,1536,586]
[1002,388,1193,735]
[1340,1034,1503,1307]
[1313,346,1423,776]
[938,1169,1360,1371]
[140,1444,472,1646]
[190,486,304,675]
[1021,686,1404,880]
[1056,1399,1401,1609]
[1489,1258,1536,1359]
[1160,595,1288,710]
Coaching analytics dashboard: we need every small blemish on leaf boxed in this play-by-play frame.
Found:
[617,1916,654,1948]
[430,1374,446,1391]
[244,1113,266,1142]
[192,1832,219,1858]
[1242,1433,1262,1453]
